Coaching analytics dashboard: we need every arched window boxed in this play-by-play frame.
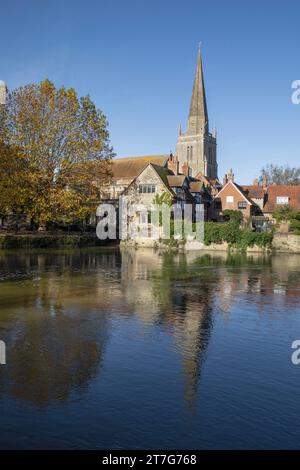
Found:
[190,146,193,161]
[187,146,190,161]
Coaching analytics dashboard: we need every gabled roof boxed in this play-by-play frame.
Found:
[189,181,204,193]
[241,185,265,199]
[123,163,175,197]
[167,175,186,187]
[111,155,168,180]
[263,185,300,212]
[214,181,253,205]
[194,172,221,189]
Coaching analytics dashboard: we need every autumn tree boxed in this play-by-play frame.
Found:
[0,79,113,229]
[0,141,29,216]
[260,164,300,186]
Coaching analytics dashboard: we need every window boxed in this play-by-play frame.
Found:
[139,211,151,224]
[226,196,234,203]
[187,146,190,161]
[276,196,289,205]
[138,185,156,194]
[190,146,193,161]
[139,213,148,224]
[238,201,247,209]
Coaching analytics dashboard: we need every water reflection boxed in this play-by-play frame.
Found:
[0,248,300,413]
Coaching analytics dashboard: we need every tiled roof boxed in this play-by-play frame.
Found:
[151,164,174,191]
[167,175,186,187]
[263,185,300,212]
[215,182,253,205]
[189,181,204,192]
[241,185,265,199]
[234,183,254,204]
[194,173,222,188]
[111,155,168,180]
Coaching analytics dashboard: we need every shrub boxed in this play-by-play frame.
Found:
[204,222,273,249]
[204,221,241,246]
[290,219,300,234]
[273,206,299,222]
[222,210,243,226]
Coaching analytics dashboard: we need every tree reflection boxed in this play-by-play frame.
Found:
[0,250,112,406]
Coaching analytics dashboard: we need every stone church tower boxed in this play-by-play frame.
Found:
[176,48,217,179]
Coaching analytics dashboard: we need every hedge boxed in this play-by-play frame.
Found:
[204,222,273,249]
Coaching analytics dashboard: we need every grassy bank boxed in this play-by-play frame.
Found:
[0,233,113,249]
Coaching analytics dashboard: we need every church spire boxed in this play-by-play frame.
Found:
[188,45,208,135]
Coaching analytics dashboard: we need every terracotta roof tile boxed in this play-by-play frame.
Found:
[241,185,265,199]
[264,185,300,212]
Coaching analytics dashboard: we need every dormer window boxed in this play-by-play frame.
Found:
[276,196,289,205]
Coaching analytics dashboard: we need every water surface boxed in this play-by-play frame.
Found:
[0,248,300,449]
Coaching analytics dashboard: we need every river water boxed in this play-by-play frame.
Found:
[0,248,300,449]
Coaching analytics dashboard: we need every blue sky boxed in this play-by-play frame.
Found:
[1,0,299,183]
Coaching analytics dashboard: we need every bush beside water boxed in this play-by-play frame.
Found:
[204,221,273,250]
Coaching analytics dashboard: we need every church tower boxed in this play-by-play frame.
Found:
[176,47,217,179]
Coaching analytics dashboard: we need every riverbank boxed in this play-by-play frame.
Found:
[0,233,117,249]
[121,233,300,254]
[1,232,300,254]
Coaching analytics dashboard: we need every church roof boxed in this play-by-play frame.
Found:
[111,155,168,180]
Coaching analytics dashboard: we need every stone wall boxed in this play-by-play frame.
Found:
[273,233,300,253]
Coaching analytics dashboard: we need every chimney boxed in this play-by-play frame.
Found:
[182,161,190,177]
[228,169,234,182]
[167,152,179,175]
[223,174,228,186]
[262,174,268,190]
[253,178,259,185]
